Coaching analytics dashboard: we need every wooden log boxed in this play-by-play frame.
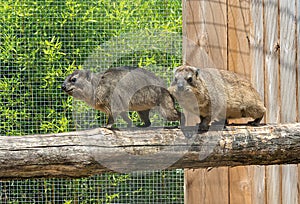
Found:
[0,123,300,179]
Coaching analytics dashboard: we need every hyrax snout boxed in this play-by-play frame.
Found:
[62,66,182,128]
[168,65,266,129]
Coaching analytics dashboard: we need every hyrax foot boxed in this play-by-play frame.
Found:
[104,124,120,130]
[136,121,151,128]
[248,117,263,126]
[198,116,210,131]
[198,123,209,131]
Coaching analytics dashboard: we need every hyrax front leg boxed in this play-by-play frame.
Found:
[107,112,132,128]
[120,112,132,128]
[106,114,115,129]
[198,115,211,131]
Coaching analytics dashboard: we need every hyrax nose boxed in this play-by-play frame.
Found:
[177,83,184,91]
[61,83,66,91]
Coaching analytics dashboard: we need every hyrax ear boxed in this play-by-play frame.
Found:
[85,70,92,81]
[195,69,200,78]
[189,66,200,78]
[173,66,179,74]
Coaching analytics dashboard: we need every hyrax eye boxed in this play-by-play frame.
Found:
[71,78,77,83]
[187,77,193,83]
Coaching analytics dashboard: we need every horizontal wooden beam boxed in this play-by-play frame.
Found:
[1,123,300,179]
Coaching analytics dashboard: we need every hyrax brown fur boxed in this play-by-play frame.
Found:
[62,66,182,128]
[168,65,266,129]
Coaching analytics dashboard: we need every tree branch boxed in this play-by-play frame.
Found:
[1,123,300,179]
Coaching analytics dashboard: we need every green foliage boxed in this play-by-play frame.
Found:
[0,1,183,203]
[0,0,182,135]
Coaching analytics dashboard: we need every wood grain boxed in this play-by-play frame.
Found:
[183,0,213,67]
[264,0,280,123]
[282,164,298,204]
[205,167,229,204]
[252,165,265,204]
[227,0,251,125]
[184,169,206,203]
[227,0,251,78]
[229,166,265,204]
[248,4,266,203]
[250,0,264,100]
[266,165,281,204]
[297,0,300,121]
[182,0,227,69]
[0,124,300,179]
[279,0,297,123]
[185,167,229,204]
[229,166,252,204]
[198,0,227,70]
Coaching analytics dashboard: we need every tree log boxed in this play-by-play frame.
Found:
[0,123,300,179]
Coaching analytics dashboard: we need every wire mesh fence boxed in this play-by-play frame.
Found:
[0,170,184,203]
[0,0,184,203]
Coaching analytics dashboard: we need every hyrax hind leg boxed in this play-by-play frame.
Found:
[159,90,181,122]
[248,116,263,126]
[137,110,151,127]
[244,104,265,126]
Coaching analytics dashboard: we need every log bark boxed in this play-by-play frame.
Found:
[1,123,300,179]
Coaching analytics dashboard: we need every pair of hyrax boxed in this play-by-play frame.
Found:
[62,66,182,128]
[168,65,266,129]
[62,66,265,129]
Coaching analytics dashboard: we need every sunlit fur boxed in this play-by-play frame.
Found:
[168,65,266,129]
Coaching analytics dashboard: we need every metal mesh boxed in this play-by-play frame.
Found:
[0,0,184,203]
[0,171,184,204]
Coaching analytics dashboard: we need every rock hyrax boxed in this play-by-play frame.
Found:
[168,65,266,129]
[62,66,182,128]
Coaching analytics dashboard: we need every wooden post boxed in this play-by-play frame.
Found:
[264,0,281,203]
[279,0,298,203]
[182,0,228,203]
[227,0,251,78]
[279,0,297,123]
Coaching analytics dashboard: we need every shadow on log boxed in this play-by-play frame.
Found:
[1,123,300,179]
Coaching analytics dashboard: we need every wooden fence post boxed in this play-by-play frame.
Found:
[182,0,229,203]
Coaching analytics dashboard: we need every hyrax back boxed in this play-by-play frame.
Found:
[62,66,181,127]
[168,65,266,129]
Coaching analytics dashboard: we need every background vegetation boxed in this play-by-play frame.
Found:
[0,0,182,135]
[0,0,183,203]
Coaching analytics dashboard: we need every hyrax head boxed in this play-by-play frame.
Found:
[170,65,200,95]
[61,70,94,103]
